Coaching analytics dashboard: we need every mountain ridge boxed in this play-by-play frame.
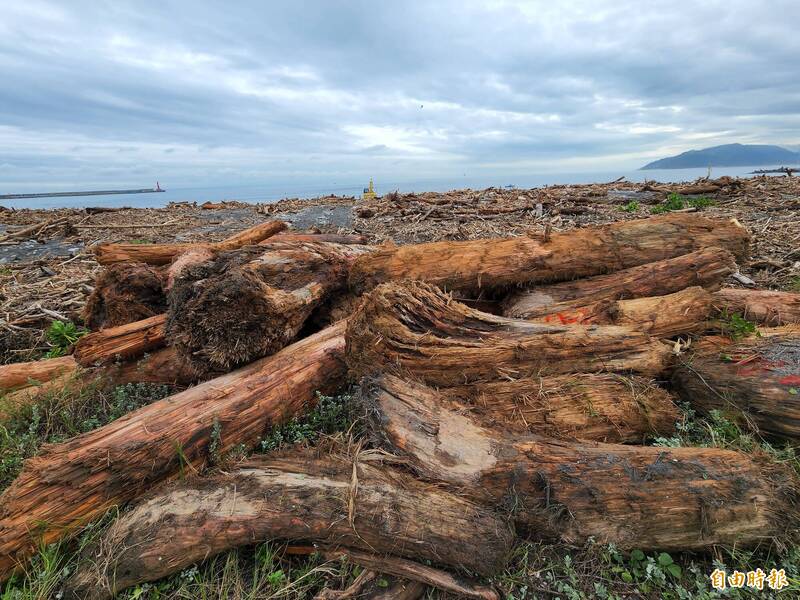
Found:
[641,143,800,170]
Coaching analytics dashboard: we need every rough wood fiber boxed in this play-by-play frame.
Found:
[82,262,166,330]
[712,288,800,326]
[73,314,166,366]
[346,281,673,387]
[363,376,798,550]
[67,454,514,599]
[0,321,347,582]
[349,214,748,293]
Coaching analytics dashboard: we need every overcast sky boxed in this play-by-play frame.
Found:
[1,0,799,189]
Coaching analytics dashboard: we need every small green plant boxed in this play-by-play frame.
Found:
[789,276,800,292]
[44,320,87,358]
[619,200,640,213]
[719,311,759,341]
[259,391,354,452]
[651,193,715,214]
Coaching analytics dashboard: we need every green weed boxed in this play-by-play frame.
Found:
[718,310,759,341]
[44,320,87,358]
[619,200,640,213]
[651,193,716,214]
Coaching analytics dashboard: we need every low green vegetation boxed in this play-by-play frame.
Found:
[618,200,640,213]
[789,276,800,293]
[651,193,716,214]
[43,320,87,358]
[718,310,759,341]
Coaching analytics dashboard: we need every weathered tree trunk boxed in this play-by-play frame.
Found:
[515,287,713,337]
[92,220,287,265]
[348,214,748,293]
[269,232,370,245]
[362,376,798,550]
[167,241,372,372]
[0,372,79,423]
[0,355,76,393]
[164,247,215,291]
[428,372,679,442]
[101,346,201,387]
[672,327,800,442]
[66,453,514,599]
[712,288,800,325]
[346,281,672,387]
[502,247,736,319]
[83,263,166,330]
[0,321,347,582]
[74,314,166,366]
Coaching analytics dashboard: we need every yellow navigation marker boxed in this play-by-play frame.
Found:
[362,178,377,200]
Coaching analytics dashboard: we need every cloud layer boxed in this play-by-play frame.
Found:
[1,0,798,189]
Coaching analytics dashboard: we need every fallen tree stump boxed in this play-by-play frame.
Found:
[92,219,287,265]
[362,376,799,550]
[168,241,371,372]
[348,214,748,293]
[0,355,76,393]
[672,327,800,442]
[164,247,215,292]
[712,288,800,325]
[0,321,347,582]
[66,453,514,599]
[346,281,673,387]
[502,247,736,319]
[430,372,679,442]
[74,314,166,366]
[83,262,166,330]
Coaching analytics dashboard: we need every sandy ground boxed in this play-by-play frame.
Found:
[1,176,798,361]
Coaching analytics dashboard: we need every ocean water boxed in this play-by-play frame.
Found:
[0,165,790,210]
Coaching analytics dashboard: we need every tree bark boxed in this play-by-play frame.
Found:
[73,314,166,366]
[671,327,800,443]
[346,281,673,387]
[712,288,800,325]
[82,262,166,330]
[0,355,76,393]
[430,372,679,443]
[361,376,798,551]
[101,346,201,387]
[92,220,287,265]
[164,247,215,292]
[66,453,514,599]
[348,214,749,294]
[167,241,372,372]
[0,321,347,582]
[502,247,736,319]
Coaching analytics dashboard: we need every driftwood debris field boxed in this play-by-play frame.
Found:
[1,176,800,598]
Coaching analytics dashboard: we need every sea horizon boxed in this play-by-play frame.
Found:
[1,164,794,210]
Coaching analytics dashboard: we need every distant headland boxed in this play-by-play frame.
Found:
[641,143,800,170]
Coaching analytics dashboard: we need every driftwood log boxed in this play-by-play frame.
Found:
[0,321,347,582]
[502,247,736,319]
[0,355,76,393]
[348,214,748,294]
[92,220,287,265]
[430,372,679,442]
[362,376,798,550]
[168,241,371,372]
[512,287,713,337]
[67,453,514,599]
[346,281,672,387]
[712,288,800,325]
[74,314,166,366]
[82,262,166,330]
[672,327,800,442]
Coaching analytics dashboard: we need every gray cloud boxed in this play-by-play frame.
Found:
[0,0,798,189]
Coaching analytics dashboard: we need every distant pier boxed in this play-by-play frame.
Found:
[0,186,165,200]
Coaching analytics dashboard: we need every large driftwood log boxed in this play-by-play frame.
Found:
[73,314,166,366]
[83,262,166,330]
[92,220,287,265]
[168,241,371,372]
[712,288,800,325]
[513,287,713,337]
[0,321,347,582]
[362,376,798,550]
[349,214,748,293]
[672,327,800,443]
[67,453,514,599]
[502,247,736,319]
[346,281,672,387]
[432,373,679,442]
[101,346,200,387]
[0,355,76,393]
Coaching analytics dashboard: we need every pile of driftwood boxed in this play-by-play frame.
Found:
[2,213,800,599]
